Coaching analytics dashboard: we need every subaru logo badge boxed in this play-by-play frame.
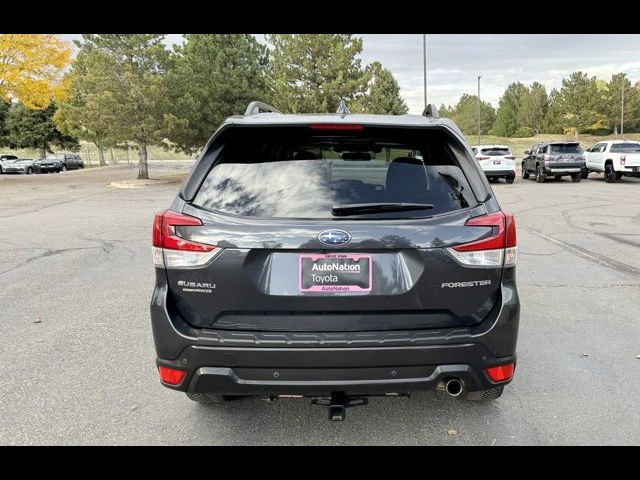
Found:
[318,229,352,246]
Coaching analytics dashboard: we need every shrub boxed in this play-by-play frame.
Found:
[512,126,534,137]
[581,127,612,136]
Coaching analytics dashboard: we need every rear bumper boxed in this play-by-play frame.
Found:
[544,166,582,174]
[483,169,515,177]
[151,273,520,396]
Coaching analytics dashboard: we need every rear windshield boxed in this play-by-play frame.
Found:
[192,126,482,220]
[610,142,640,153]
[550,143,581,154]
[480,147,511,156]
[46,154,64,160]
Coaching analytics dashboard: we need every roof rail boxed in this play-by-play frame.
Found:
[422,104,439,118]
[244,101,282,116]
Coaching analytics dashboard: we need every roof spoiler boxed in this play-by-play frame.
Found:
[422,104,439,118]
[244,101,282,116]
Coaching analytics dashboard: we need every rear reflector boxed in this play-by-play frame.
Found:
[447,211,517,267]
[309,124,364,131]
[485,363,515,382]
[158,366,185,385]
[477,156,490,160]
[152,210,221,268]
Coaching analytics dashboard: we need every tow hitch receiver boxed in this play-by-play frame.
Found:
[312,392,368,421]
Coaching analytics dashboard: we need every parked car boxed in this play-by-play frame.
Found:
[47,153,85,171]
[0,154,19,174]
[521,141,585,183]
[34,157,61,173]
[1,158,37,174]
[150,101,520,420]
[584,140,640,183]
[471,144,516,183]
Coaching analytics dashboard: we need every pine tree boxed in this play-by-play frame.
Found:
[356,62,408,115]
[449,94,495,136]
[519,82,548,134]
[73,34,170,179]
[4,102,78,158]
[490,82,528,137]
[266,34,370,113]
[165,34,269,154]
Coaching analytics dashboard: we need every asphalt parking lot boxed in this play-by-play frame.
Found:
[1,163,639,445]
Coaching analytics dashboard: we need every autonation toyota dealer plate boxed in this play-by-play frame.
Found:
[299,253,372,292]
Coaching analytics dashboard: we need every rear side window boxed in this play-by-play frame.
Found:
[550,143,581,154]
[480,147,511,156]
[610,142,640,153]
[192,126,481,220]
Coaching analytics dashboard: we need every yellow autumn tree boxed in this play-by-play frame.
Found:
[0,34,72,109]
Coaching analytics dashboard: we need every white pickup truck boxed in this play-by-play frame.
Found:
[584,140,640,183]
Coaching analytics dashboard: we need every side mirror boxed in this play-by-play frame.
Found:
[524,150,530,155]
[585,148,592,152]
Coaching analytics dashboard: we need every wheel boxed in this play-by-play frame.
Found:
[521,163,530,180]
[464,386,504,402]
[571,173,581,183]
[535,164,546,183]
[581,167,589,179]
[26,167,34,175]
[79,164,84,169]
[604,164,617,183]
[505,176,515,184]
[56,169,61,173]
[185,392,247,404]
[62,164,67,172]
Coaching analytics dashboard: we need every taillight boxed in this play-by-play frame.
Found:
[477,155,490,160]
[152,210,221,268]
[504,155,515,160]
[158,366,185,386]
[446,211,517,267]
[620,155,626,165]
[309,124,364,131]
[485,363,515,382]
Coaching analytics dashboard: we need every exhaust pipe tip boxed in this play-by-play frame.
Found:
[445,378,464,397]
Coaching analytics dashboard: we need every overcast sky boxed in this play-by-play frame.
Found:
[61,34,640,114]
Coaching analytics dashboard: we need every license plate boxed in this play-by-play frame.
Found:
[493,160,501,165]
[299,253,372,292]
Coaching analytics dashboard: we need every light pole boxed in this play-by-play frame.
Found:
[423,34,427,109]
[477,76,482,145]
[621,74,626,137]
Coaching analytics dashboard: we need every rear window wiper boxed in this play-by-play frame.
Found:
[331,202,434,216]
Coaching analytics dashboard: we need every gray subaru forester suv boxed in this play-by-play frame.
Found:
[150,101,520,420]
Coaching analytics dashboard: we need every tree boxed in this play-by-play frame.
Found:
[165,34,268,154]
[438,103,454,118]
[490,82,528,136]
[73,34,171,179]
[354,62,408,115]
[4,102,78,157]
[54,47,121,166]
[448,94,495,136]
[266,34,370,113]
[557,71,606,137]
[0,34,72,109]
[602,73,640,134]
[519,82,549,134]
[0,99,9,145]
